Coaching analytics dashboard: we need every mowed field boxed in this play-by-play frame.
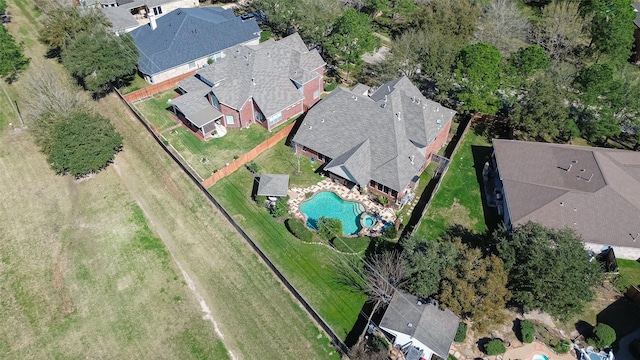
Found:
[0,0,338,358]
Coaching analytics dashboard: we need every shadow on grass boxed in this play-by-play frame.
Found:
[596,297,640,346]
[471,145,501,235]
[401,174,441,240]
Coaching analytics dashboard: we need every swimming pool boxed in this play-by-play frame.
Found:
[362,214,377,227]
[300,192,366,235]
[532,354,549,360]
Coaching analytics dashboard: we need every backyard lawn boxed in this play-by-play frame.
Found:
[209,145,367,340]
[119,73,150,95]
[133,89,179,132]
[252,140,324,188]
[619,259,640,286]
[414,129,495,240]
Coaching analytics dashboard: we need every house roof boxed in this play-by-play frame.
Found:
[130,7,260,76]
[292,76,455,193]
[633,3,640,28]
[101,6,141,32]
[257,174,289,197]
[169,92,223,127]
[493,139,640,248]
[193,33,324,118]
[380,291,459,359]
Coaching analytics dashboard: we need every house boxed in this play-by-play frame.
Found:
[130,7,261,83]
[380,291,459,360]
[168,33,325,137]
[257,174,289,198]
[491,139,640,259]
[633,2,640,64]
[291,76,456,205]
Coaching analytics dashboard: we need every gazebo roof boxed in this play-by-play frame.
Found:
[257,174,289,197]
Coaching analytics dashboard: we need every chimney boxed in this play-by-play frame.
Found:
[149,14,157,30]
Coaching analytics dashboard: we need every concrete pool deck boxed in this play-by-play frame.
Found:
[500,341,576,360]
[288,179,397,236]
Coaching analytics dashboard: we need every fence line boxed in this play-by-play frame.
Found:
[201,122,296,188]
[114,89,349,355]
[407,113,479,238]
[122,70,197,103]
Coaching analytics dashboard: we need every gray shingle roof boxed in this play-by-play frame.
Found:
[380,291,459,359]
[177,76,211,94]
[194,33,325,118]
[633,3,640,28]
[101,7,140,32]
[493,139,640,248]
[168,92,222,127]
[292,76,455,193]
[130,7,260,76]
[257,174,289,196]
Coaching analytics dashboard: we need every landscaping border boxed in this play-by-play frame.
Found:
[114,88,349,355]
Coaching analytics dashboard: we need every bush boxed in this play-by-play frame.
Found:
[520,320,535,343]
[588,323,616,350]
[553,340,571,354]
[285,219,314,242]
[382,226,398,240]
[324,80,338,92]
[318,217,342,241]
[259,30,272,43]
[371,334,388,352]
[246,161,259,174]
[332,236,370,253]
[377,196,389,205]
[454,322,467,343]
[483,339,506,355]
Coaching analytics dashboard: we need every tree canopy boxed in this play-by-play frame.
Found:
[62,28,138,94]
[0,25,29,81]
[325,8,379,67]
[581,0,636,64]
[454,42,504,114]
[402,236,458,298]
[39,6,110,53]
[494,222,603,320]
[317,217,343,241]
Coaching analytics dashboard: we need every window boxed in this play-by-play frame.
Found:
[188,61,196,69]
[209,52,222,62]
[268,112,282,126]
[313,90,320,99]
[226,115,235,125]
[153,6,163,15]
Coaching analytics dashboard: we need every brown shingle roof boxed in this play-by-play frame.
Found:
[493,139,640,248]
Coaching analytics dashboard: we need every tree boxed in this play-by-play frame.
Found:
[416,0,480,41]
[0,25,29,81]
[474,0,530,55]
[251,0,299,35]
[510,74,570,141]
[39,6,110,54]
[454,42,504,114]
[317,216,343,240]
[401,236,458,298]
[484,339,506,355]
[62,28,138,94]
[520,320,535,343]
[47,111,123,177]
[529,1,590,61]
[494,222,603,320]
[0,0,6,14]
[508,45,550,79]
[325,8,379,70]
[438,238,510,331]
[581,0,636,64]
[588,323,616,349]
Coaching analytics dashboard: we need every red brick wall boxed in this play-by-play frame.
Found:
[219,103,240,128]
[267,101,303,131]
[239,98,255,127]
[303,77,322,109]
[424,120,452,163]
[315,66,325,76]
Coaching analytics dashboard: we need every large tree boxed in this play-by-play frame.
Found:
[581,0,636,64]
[48,111,123,177]
[474,0,530,55]
[401,236,459,298]
[62,28,138,93]
[454,42,504,114]
[494,222,603,320]
[38,6,110,54]
[0,25,29,81]
[529,1,590,61]
[325,8,379,69]
[416,0,480,41]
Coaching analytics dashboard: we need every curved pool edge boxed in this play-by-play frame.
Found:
[299,191,375,237]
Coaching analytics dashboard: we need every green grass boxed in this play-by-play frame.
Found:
[251,140,324,188]
[209,168,366,339]
[619,259,640,286]
[119,73,150,95]
[260,30,272,43]
[133,89,179,132]
[398,162,438,226]
[414,130,493,240]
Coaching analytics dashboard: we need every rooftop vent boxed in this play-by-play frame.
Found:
[410,155,415,165]
[416,300,423,306]
[436,119,442,125]
[321,118,325,123]
[388,85,391,92]
[380,103,387,109]
[407,322,413,328]
[308,125,312,130]
[384,95,388,103]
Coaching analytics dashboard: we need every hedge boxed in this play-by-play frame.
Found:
[454,322,467,343]
[285,219,314,242]
[332,236,370,253]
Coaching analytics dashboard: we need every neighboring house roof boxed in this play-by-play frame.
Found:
[257,174,289,197]
[130,7,260,76]
[292,76,455,193]
[194,33,324,118]
[633,3,640,28]
[169,92,223,127]
[101,6,140,32]
[380,291,459,359]
[493,139,640,249]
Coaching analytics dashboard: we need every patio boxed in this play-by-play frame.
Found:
[288,179,397,236]
[500,341,576,360]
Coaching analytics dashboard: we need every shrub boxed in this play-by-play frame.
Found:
[270,197,289,218]
[305,191,314,199]
[207,58,214,65]
[483,339,506,355]
[588,323,616,350]
[324,80,338,92]
[246,161,259,174]
[371,334,388,352]
[520,320,535,343]
[454,322,467,343]
[382,226,398,240]
[377,196,389,205]
[285,219,313,242]
[333,236,370,253]
[318,217,342,241]
[553,340,571,354]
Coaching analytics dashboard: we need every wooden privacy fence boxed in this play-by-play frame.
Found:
[201,122,296,188]
[627,285,640,306]
[122,70,197,103]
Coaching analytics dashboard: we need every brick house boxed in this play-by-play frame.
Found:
[168,33,325,138]
[292,76,456,205]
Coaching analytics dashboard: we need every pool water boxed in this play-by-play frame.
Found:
[532,354,549,360]
[300,192,365,235]
[363,214,377,227]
